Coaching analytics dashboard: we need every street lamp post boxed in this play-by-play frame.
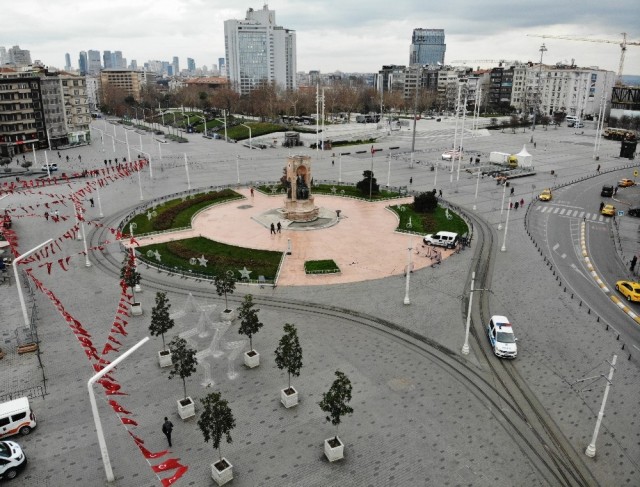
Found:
[403,237,413,305]
[585,355,617,458]
[93,174,103,218]
[461,271,476,355]
[501,197,512,252]
[532,44,547,130]
[473,170,481,210]
[138,149,153,179]
[79,206,91,267]
[386,154,391,187]
[183,153,191,190]
[236,155,240,185]
[14,239,53,329]
[89,337,149,482]
[498,181,507,230]
[240,123,252,150]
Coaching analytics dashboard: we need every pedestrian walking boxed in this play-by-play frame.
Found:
[53,209,59,222]
[332,159,335,166]
[596,164,601,172]
[599,202,605,211]
[510,202,513,210]
[109,159,112,165]
[104,159,107,166]
[631,256,638,272]
[44,211,49,221]
[250,187,254,197]
[514,201,519,210]
[66,155,69,162]
[277,221,281,233]
[78,155,82,162]
[520,198,524,207]
[89,197,94,208]
[510,187,515,195]
[57,151,61,159]
[438,189,442,198]
[270,223,276,235]
[115,158,118,165]
[534,142,537,149]
[614,187,618,195]
[409,177,413,185]
[162,417,173,447]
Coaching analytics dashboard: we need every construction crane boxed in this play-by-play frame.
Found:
[526,33,640,84]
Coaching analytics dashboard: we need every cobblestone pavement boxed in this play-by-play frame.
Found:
[0,119,638,486]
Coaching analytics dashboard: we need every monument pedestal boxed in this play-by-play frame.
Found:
[283,196,319,222]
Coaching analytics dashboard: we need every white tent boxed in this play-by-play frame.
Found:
[516,145,532,168]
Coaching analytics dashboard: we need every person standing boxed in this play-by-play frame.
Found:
[409,177,413,185]
[520,198,524,207]
[438,189,442,198]
[277,221,282,233]
[596,164,601,172]
[514,201,520,210]
[89,198,94,208]
[250,187,254,197]
[162,417,174,447]
[599,202,605,212]
[270,223,276,235]
[631,256,638,272]
[44,211,49,221]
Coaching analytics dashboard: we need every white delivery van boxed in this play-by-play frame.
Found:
[0,398,37,439]
[423,231,459,249]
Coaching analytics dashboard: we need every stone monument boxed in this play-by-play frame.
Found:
[282,155,319,222]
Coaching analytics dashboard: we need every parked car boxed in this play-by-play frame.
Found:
[601,204,616,216]
[0,440,27,481]
[618,178,635,188]
[615,280,640,302]
[600,185,614,197]
[441,150,462,160]
[574,122,585,128]
[40,163,58,173]
[627,206,640,217]
[423,231,459,249]
[539,189,552,201]
[487,315,517,359]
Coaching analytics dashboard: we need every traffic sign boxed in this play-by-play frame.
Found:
[617,210,624,217]
[634,170,638,177]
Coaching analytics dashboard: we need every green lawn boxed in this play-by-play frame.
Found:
[390,204,469,235]
[226,122,285,140]
[138,237,282,281]
[125,189,242,235]
[304,259,340,274]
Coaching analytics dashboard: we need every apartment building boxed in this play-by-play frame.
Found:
[99,69,151,104]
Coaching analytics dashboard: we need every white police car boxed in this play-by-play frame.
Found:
[487,315,517,359]
[0,440,27,480]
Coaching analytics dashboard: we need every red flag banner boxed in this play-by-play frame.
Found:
[160,466,188,486]
[152,458,183,473]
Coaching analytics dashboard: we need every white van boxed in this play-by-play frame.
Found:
[0,398,37,439]
[423,231,459,249]
[565,115,580,127]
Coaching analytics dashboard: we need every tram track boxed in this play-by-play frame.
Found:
[89,205,598,486]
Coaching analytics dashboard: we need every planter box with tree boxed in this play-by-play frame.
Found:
[120,251,142,316]
[149,291,175,367]
[274,323,303,408]
[237,294,263,368]
[319,370,354,462]
[198,392,236,486]
[168,336,198,419]
[215,270,237,321]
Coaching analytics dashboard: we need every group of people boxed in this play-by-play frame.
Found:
[270,222,282,234]
[510,198,525,210]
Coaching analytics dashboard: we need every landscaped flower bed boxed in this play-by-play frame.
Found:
[304,259,340,274]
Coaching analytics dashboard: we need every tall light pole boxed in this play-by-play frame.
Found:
[501,197,512,252]
[585,355,617,458]
[461,272,476,355]
[183,153,191,190]
[450,82,463,183]
[498,181,507,230]
[240,123,252,150]
[236,155,240,185]
[473,170,481,210]
[403,237,413,305]
[138,149,153,179]
[94,174,103,218]
[14,239,53,329]
[89,337,149,482]
[532,43,547,130]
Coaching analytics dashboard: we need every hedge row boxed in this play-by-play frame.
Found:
[152,189,237,231]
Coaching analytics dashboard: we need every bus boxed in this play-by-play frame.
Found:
[603,128,636,141]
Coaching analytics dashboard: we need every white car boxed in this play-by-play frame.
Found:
[40,163,58,172]
[487,315,517,359]
[0,441,27,480]
[441,150,462,160]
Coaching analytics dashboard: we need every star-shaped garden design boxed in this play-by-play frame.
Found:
[197,255,209,267]
[154,250,162,262]
[238,267,252,279]
[330,186,337,194]
[146,211,153,221]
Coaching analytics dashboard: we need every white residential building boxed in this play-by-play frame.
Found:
[224,4,297,95]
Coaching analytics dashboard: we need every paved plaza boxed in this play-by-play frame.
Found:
[0,118,638,486]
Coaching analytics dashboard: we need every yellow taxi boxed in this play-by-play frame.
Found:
[539,189,552,201]
[615,280,640,302]
[618,178,635,188]
[601,204,616,216]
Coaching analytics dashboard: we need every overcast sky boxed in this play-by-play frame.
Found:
[2,0,639,75]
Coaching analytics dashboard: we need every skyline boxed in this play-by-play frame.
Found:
[1,1,639,75]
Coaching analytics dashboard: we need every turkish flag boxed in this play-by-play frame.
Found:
[152,458,183,473]
[138,444,168,459]
[160,466,188,486]
[121,417,138,426]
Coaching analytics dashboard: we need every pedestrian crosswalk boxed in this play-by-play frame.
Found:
[535,204,608,222]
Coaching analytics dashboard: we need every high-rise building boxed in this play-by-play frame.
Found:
[65,53,72,71]
[78,51,87,75]
[114,51,124,69]
[172,56,179,76]
[187,58,195,72]
[130,59,137,70]
[7,45,32,66]
[103,51,112,69]
[87,50,101,74]
[224,5,297,95]
[0,47,7,65]
[218,57,226,77]
[410,29,446,66]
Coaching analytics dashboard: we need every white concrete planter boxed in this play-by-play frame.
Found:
[130,302,143,316]
[280,386,298,408]
[244,350,259,368]
[158,350,172,368]
[211,458,233,486]
[220,308,235,322]
[177,397,195,420]
[324,436,344,462]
